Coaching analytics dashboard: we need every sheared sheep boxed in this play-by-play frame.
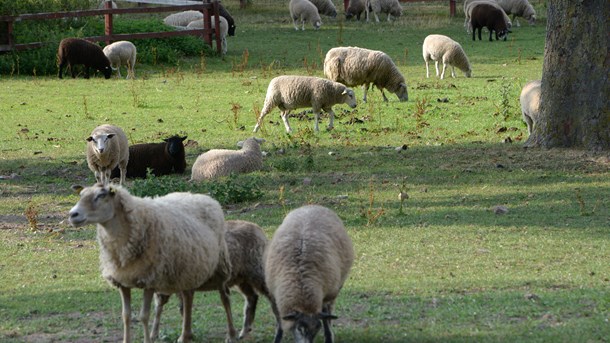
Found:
[187,16,229,55]
[346,0,366,20]
[471,3,511,41]
[265,205,354,343]
[309,0,338,17]
[324,46,408,103]
[191,137,264,181]
[493,0,536,26]
[253,75,357,133]
[365,0,403,22]
[109,135,187,179]
[103,40,137,79]
[68,184,230,343]
[163,10,203,27]
[520,79,541,135]
[422,34,472,79]
[463,0,511,34]
[289,0,322,30]
[86,124,129,186]
[57,37,111,79]
[151,220,282,342]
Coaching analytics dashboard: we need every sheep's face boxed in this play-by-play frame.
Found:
[527,15,536,26]
[313,20,321,30]
[341,88,357,109]
[228,24,236,36]
[68,184,117,227]
[165,135,187,157]
[102,66,112,79]
[390,6,403,18]
[464,68,472,78]
[87,133,115,154]
[395,83,409,102]
[283,312,322,343]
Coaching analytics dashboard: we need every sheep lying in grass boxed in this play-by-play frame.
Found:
[110,135,187,179]
[68,184,230,343]
[471,3,511,41]
[253,75,357,133]
[309,0,338,17]
[163,10,203,27]
[346,0,366,20]
[57,37,111,79]
[365,0,403,22]
[520,80,541,135]
[463,0,511,34]
[494,0,536,26]
[186,16,229,55]
[103,40,137,79]
[265,205,354,343]
[422,34,472,79]
[86,124,129,186]
[191,137,264,181]
[151,220,281,342]
[289,0,322,30]
[324,46,408,102]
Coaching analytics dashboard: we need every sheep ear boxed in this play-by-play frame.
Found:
[86,136,93,142]
[180,136,187,141]
[342,89,347,95]
[282,312,299,321]
[71,185,84,195]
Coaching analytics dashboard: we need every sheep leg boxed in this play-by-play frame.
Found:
[450,65,456,78]
[440,62,447,80]
[292,16,299,30]
[490,29,494,42]
[236,283,259,339]
[178,290,195,343]
[58,61,66,79]
[151,293,171,341]
[280,110,292,133]
[268,294,283,343]
[118,285,132,343]
[218,286,238,342]
[425,60,430,78]
[374,12,380,23]
[139,288,154,343]
[321,303,335,343]
[312,107,323,132]
[70,64,77,78]
[434,60,440,78]
[361,84,369,103]
[324,108,335,131]
[116,63,122,78]
[380,89,389,102]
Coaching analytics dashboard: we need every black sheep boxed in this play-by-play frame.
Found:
[110,135,187,179]
[471,3,511,42]
[194,1,236,36]
[57,38,112,79]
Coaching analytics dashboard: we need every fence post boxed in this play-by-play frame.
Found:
[344,0,349,12]
[450,0,456,17]
[212,1,221,54]
[104,0,113,45]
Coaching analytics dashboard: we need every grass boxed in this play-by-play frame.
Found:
[1,1,609,342]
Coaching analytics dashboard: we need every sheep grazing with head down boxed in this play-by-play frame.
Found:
[365,0,403,22]
[493,0,536,26]
[463,0,511,34]
[68,184,230,343]
[191,137,265,180]
[187,16,229,55]
[471,3,511,41]
[253,75,357,133]
[520,80,541,135]
[57,38,111,79]
[289,0,322,30]
[86,124,129,186]
[151,220,282,342]
[309,0,338,17]
[324,46,408,103]
[110,135,187,179]
[422,34,472,79]
[346,0,366,20]
[103,40,137,79]
[265,205,354,343]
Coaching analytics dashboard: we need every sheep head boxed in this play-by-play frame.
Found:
[282,311,338,343]
[87,133,116,155]
[164,135,187,157]
[394,83,409,102]
[68,184,117,227]
[341,88,358,109]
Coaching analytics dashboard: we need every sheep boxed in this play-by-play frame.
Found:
[493,0,536,26]
[187,16,229,55]
[191,1,237,36]
[109,135,187,179]
[365,0,403,22]
[57,37,112,79]
[422,34,472,79]
[309,0,338,17]
[191,137,265,181]
[68,183,230,343]
[151,220,282,342]
[253,75,357,133]
[289,0,323,31]
[265,205,354,343]
[102,40,137,79]
[345,0,366,20]
[463,0,511,34]
[520,80,541,135]
[163,10,203,27]
[86,124,129,186]
[470,3,511,41]
[323,46,409,103]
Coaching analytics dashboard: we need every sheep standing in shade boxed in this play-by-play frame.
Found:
[265,205,354,343]
[191,137,264,180]
[470,3,511,41]
[324,46,408,103]
[422,34,472,79]
[68,184,230,343]
[289,0,322,30]
[86,124,129,186]
[253,75,357,133]
[57,38,111,79]
[110,135,187,179]
[309,0,338,17]
[463,0,511,34]
[346,0,366,20]
[520,80,541,135]
[151,220,282,342]
[187,16,229,55]
[493,0,536,26]
[103,40,137,79]
[365,0,403,22]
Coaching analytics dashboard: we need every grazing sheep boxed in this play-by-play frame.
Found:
[57,37,111,79]
[102,40,137,79]
[163,10,203,27]
[151,220,282,342]
[309,0,338,17]
[463,0,511,34]
[470,3,511,41]
[289,0,322,30]
[109,135,187,179]
[68,184,230,343]
[86,124,129,186]
[265,205,354,343]
[253,75,357,133]
[324,46,409,103]
[422,34,472,79]
[365,0,403,22]
[520,80,541,135]
[345,0,366,20]
[187,16,229,55]
[98,1,117,9]
[191,137,264,181]
[493,0,536,26]
[191,1,237,36]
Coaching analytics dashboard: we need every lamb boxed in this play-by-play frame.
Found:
[493,0,536,26]
[57,37,111,79]
[463,0,511,34]
[309,0,338,17]
[422,34,472,79]
[345,0,366,20]
[187,16,229,55]
[253,75,357,133]
[470,3,511,41]
[102,40,137,79]
[163,10,203,27]
[68,184,230,343]
[365,0,403,22]
[109,135,187,179]
[151,220,282,342]
[520,80,541,135]
[324,46,409,103]
[191,137,265,181]
[86,124,129,186]
[289,0,322,30]
[265,205,355,343]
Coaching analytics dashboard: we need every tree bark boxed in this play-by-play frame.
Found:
[525,0,609,150]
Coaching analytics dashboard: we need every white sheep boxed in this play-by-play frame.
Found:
[520,79,541,135]
[365,0,403,22]
[163,10,203,27]
[86,124,129,186]
[463,0,511,34]
[253,75,357,133]
[308,0,338,17]
[68,184,230,343]
[324,46,408,103]
[103,40,137,79]
[493,0,536,26]
[151,220,281,342]
[265,205,355,343]
[289,0,322,30]
[422,34,472,79]
[186,16,229,55]
[191,137,265,181]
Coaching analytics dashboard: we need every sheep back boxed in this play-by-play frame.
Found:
[190,137,263,180]
[57,38,111,79]
[520,80,541,135]
[86,124,129,185]
[494,0,536,25]
[366,0,403,22]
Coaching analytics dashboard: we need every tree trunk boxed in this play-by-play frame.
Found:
[525,0,609,150]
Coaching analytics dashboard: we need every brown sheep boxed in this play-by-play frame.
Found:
[57,38,111,79]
